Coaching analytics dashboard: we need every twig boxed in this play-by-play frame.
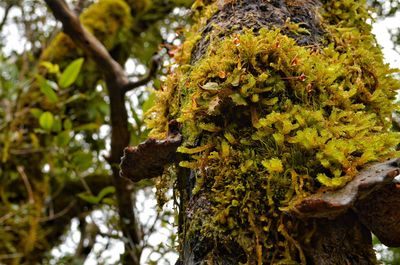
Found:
[40,199,77,222]
[0,253,23,260]
[0,3,13,32]
[122,54,161,93]
[16,166,35,204]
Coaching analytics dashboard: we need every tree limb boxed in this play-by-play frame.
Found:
[43,1,143,263]
[0,3,13,33]
[44,0,128,86]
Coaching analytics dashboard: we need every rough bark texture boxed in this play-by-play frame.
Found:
[120,121,182,182]
[172,1,399,264]
[191,0,324,63]
[303,211,377,265]
[121,0,400,264]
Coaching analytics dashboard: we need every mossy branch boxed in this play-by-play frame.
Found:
[44,0,128,86]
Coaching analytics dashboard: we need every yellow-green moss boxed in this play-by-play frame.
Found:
[147,0,400,263]
[41,0,131,64]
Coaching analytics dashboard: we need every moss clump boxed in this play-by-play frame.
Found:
[147,0,400,263]
[41,0,131,65]
[81,0,132,50]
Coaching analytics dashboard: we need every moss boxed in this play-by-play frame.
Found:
[81,0,132,50]
[41,0,131,66]
[147,0,400,263]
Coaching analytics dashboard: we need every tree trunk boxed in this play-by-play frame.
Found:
[143,0,400,264]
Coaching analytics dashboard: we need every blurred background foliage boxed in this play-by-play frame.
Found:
[0,0,398,264]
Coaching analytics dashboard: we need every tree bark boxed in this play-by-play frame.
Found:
[165,0,400,264]
[121,1,400,264]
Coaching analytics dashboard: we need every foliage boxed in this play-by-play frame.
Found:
[147,0,400,263]
[0,0,190,264]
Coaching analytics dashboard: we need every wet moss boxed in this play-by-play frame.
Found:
[147,0,400,263]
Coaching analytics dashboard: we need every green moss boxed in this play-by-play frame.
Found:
[41,0,131,65]
[147,0,400,263]
[81,0,131,50]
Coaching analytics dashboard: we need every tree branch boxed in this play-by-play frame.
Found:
[0,3,13,33]
[44,0,128,86]
[43,1,143,263]
[122,54,161,93]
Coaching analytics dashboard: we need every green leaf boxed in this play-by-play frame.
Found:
[77,192,99,204]
[77,186,115,204]
[75,123,100,131]
[36,75,59,103]
[59,58,84,88]
[63,119,73,130]
[97,186,116,201]
[52,117,62,132]
[229,93,247,106]
[72,151,92,171]
[261,158,284,173]
[30,108,43,119]
[153,79,161,90]
[56,131,71,147]
[39,112,54,131]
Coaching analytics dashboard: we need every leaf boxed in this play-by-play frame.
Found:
[40,61,60,74]
[177,144,213,154]
[56,131,71,147]
[30,108,43,119]
[262,158,284,173]
[77,193,99,204]
[75,123,100,131]
[77,187,115,204]
[52,117,62,132]
[201,82,220,91]
[65,93,88,104]
[97,186,116,201]
[36,75,59,103]
[59,58,84,88]
[63,119,73,130]
[72,151,92,171]
[229,93,247,106]
[39,112,54,131]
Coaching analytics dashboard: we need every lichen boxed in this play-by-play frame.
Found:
[146,0,400,263]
